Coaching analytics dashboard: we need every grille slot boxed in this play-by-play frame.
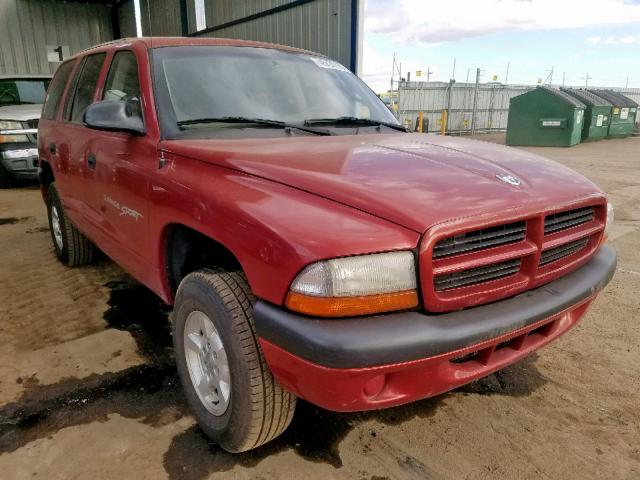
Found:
[544,207,594,235]
[433,221,525,259]
[434,259,521,291]
[539,238,589,266]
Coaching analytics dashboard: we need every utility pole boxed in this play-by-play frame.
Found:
[451,58,457,81]
[465,68,470,83]
[390,53,395,94]
[626,76,629,88]
[471,68,481,135]
[582,72,592,87]
[545,66,554,85]
[562,72,566,87]
[426,67,433,82]
[504,61,510,85]
[390,53,401,113]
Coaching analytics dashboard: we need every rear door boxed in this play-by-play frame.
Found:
[54,53,107,233]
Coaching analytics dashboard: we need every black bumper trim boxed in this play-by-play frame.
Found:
[254,245,616,369]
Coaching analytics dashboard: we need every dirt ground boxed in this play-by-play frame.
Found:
[0,135,638,480]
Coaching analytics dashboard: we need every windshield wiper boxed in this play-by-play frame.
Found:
[177,116,331,136]
[303,116,408,132]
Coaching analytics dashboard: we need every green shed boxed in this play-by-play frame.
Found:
[587,90,638,138]
[506,86,586,147]
[560,88,612,142]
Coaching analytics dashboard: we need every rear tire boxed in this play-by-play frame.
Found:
[46,183,94,266]
[173,269,296,452]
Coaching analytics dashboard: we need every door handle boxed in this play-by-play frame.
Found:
[87,152,96,170]
[49,143,57,155]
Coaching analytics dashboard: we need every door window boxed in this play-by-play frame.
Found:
[103,51,142,118]
[68,53,106,123]
[42,61,75,120]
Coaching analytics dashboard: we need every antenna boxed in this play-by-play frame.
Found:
[544,66,554,85]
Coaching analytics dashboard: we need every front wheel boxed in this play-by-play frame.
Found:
[173,270,296,452]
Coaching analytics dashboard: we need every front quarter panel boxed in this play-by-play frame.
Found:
[150,151,420,305]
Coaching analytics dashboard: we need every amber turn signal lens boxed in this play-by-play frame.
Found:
[285,290,419,318]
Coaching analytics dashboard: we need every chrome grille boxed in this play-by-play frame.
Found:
[433,221,525,259]
[539,238,589,266]
[544,207,594,235]
[434,259,522,291]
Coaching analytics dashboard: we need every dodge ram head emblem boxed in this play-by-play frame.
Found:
[496,174,521,186]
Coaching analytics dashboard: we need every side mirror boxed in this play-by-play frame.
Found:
[84,100,145,136]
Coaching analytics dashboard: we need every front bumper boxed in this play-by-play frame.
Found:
[254,245,617,412]
[0,144,39,180]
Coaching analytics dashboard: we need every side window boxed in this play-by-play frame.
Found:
[41,60,75,120]
[69,53,106,123]
[102,51,143,121]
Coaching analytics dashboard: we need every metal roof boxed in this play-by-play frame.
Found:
[539,86,586,108]
[587,90,639,108]
[0,75,52,80]
[560,88,612,107]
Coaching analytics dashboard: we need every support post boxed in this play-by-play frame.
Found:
[471,68,480,135]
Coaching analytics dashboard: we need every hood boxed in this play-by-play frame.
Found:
[161,133,603,233]
[0,104,43,122]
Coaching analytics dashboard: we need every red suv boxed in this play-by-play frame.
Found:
[38,38,616,453]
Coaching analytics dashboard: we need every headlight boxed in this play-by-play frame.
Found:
[604,201,614,239]
[286,251,419,317]
[0,120,28,143]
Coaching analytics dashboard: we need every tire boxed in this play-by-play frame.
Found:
[0,165,13,188]
[46,183,94,266]
[173,269,296,453]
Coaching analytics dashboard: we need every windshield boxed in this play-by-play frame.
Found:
[152,46,400,138]
[0,78,50,107]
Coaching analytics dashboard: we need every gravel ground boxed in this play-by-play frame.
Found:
[0,135,638,480]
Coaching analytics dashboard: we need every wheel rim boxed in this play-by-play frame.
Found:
[51,206,64,251]
[184,311,231,416]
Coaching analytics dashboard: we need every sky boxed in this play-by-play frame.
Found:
[362,0,640,92]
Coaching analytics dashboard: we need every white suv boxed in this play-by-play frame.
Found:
[0,75,51,187]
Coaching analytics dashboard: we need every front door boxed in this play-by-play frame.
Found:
[86,50,155,280]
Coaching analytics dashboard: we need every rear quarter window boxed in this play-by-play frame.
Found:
[41,61,75,120]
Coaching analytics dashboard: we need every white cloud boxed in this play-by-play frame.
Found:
[587,34,640,45]
[365,0,640,45]
[619,35,639,44]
